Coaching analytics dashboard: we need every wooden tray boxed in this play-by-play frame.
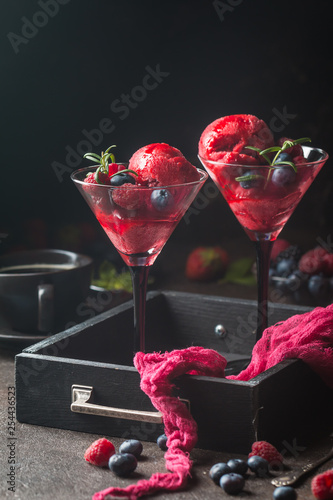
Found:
[15,291,333,453]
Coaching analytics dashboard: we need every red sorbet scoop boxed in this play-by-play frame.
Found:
[198,114,274,164]
[129,143,200,186]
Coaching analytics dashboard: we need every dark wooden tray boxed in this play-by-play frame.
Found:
[15,291,333,453]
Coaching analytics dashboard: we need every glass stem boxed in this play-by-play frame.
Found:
[130,266,150,353]
[254,240,273,342]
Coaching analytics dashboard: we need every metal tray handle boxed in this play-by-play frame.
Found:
[71,385,164,423]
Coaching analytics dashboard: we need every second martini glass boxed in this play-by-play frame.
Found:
[72,165,208,352]
[199,145,328,342]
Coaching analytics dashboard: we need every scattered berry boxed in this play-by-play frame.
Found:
[273,486,297,499]
[209,463,231,484]
[311,469,333,499]
[157,434,168,451]
[119,439,143,459]
[298,247,328,275]
[285,270,308,293]
[247,455,269,477]
[275,245,302,264]
[111,172,136,186]
[308,274,329,298]
[271,239,291,262]
[220,473,245,494]
[84,438,115,467]
[151,189,174,211]
[108,452,137,476]
[275,257,297,277]
[185,246,229,282]
[227,458,248,476]
[249,441,283,468]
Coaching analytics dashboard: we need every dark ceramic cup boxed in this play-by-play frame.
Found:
[0,249,93,334]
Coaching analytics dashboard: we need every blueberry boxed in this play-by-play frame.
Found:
[238,170,263,189]
[273,486,297,499]
[151,189,174,211]
[108,453,137,476]
[272,166,296,187]
[285,270,308,293]
[275,257,297,277]
[227,458,248,476]
[209,463,231,484]
[110,173,136,186]
[308,274,329,298]
[276,152,292,163]
[247,455,269,477]
[220,473,245,494]
[119,439,143,459]
[157,434,168,451]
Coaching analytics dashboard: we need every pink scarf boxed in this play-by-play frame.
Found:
[93,303,333,500]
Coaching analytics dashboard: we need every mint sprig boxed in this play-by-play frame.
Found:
[245,137,311,170]
[83,145,138,184]
[236,137,311,186]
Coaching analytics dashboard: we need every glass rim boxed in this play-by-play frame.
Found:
[71,165,208,189]
[198,145,329,168]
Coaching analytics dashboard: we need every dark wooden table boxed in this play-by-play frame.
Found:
[1,338,333,499]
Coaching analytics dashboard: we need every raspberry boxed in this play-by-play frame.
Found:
[248,441,283,467]
[84,438,115,467]
[277,137,303,158]
[311,470,333,499]
[298,247,328,275]
[293,155,307,165]
[112,183,141,210]
[108,162,121,177]
[85,171,110,185]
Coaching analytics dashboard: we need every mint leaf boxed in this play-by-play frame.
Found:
[235,174,265,182]
[218,257,256,286]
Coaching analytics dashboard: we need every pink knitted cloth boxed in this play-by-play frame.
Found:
[93,347,226,500]
[229,302,333,387]
[93,303,333,500]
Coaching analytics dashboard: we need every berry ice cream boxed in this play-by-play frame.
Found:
[198,114,326,240]
[129,143,200,185]
[76,143,205,266]
[198,114,274,164]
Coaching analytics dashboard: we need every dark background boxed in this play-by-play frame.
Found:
[1,0,332,272]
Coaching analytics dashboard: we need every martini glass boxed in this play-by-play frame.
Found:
[199,146,328,342]
[71,165,208,352]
